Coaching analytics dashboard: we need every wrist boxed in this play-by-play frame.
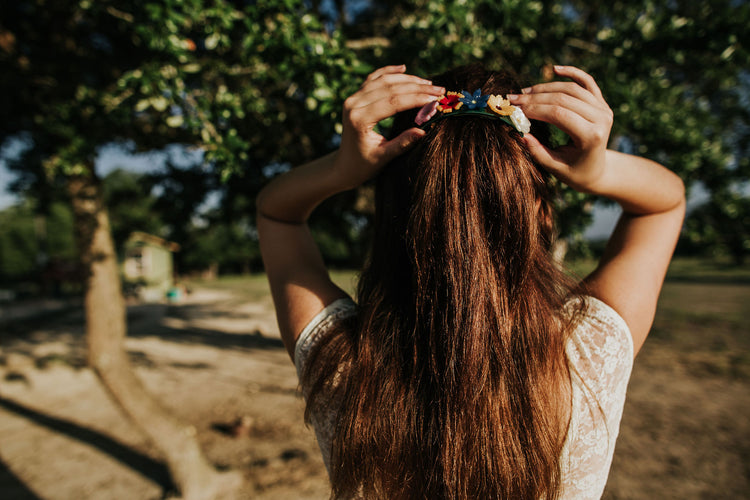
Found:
[329,149,356,191]
[576,154,610,196]
[255,151,351,224]
[331,147,378,192]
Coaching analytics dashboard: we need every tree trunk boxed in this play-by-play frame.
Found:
[552,238,569,267]
[68,173,241,499]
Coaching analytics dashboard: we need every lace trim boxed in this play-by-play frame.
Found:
[295,296,633,499]
[559,296,633,499]
[294,298,357,379]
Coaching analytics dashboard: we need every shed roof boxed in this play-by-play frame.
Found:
[126,231,180,252]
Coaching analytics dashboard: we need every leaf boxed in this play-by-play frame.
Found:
[166,115,184,127]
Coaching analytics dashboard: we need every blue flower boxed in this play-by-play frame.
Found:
[458,89,490,110]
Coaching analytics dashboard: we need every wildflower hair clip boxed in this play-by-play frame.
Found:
[414,89,531,135]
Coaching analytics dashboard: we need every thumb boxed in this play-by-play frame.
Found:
[522,133,569,176]
[379,128,426,164]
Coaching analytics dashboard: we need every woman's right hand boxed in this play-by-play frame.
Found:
[508,65,613,194]
[333,65,445,190]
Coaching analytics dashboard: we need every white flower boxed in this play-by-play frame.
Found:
[510,107,531,134]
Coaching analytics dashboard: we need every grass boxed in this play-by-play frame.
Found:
[189,259,749,343]
[184,269,359,302]
[190,258,748,313]
[188,258,749,345]
[186,273,273,302]
[565,256,750,281]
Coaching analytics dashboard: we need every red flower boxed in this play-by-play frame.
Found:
[437,92,463,113]
[185,39,197,51]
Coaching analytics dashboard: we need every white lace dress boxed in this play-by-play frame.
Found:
[294,296,633,499]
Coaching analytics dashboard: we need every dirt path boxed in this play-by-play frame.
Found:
[0,289,330,499]
[2,282,749,499]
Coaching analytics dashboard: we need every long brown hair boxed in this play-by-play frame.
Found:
[304,64,582,499]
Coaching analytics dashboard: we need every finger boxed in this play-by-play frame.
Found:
[521,133,572,176]
[360,72,433,92]
[509,92,604,123]
[553,65,604,100]
[352,83,445,110]
[518,81,603,108]
[378,127,426,164]
[364,64,407,84]
[350,78,441,108]
[517,103,597,146]
[351,92,442,127]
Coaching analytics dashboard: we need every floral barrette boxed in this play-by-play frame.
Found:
[415,89,531,135]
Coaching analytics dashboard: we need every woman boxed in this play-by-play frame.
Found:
[256,64,685,499]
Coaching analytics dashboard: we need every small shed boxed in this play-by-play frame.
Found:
[122,232,180,302]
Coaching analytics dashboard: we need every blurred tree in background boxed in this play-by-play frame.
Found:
[0,1,368,497]
[0,199,76,282]
[2,0,747,274]
[103,169,164,252]
[346,0,749,259]
[0,0,748,497]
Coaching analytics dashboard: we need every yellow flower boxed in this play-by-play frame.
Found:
[487,94,515,116]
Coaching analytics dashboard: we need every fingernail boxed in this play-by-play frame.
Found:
[521,87,532,94]
[553,65,563,71]
[507,94,520,103]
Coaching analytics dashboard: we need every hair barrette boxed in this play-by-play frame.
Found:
[415,89,531,135]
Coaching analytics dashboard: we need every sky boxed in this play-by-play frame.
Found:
[0,140,202,208]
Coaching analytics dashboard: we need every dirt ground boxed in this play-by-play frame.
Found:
[1,274,748,499]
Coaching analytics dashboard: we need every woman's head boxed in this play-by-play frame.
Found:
[305,64,579,500]
[367,64,556,311]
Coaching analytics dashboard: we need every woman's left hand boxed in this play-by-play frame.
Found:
[507,65,613,194]
[333,65,445,189]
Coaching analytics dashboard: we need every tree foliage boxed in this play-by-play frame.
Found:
[684,192,750,264]
[346,0,749,248]
[1,0,369,180]
[1,0,748,265]
[0,200,76,283]
[1,1,747,496]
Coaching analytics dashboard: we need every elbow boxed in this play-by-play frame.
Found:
[676,174,686,201]
[674,176,687,214]
[255,186,280,223]
[664,172,686,214]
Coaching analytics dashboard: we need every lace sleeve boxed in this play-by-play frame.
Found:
[293,298,357,474]
[294,297,357,383]
[561,296,634,499]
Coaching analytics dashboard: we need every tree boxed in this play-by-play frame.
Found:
[0,201,43,282]
[342,0,750,247]
[685,192,750,265]
[103,168,165,252]
[2,0,748,496]
[0,0,366,497]
[0,199,77,287]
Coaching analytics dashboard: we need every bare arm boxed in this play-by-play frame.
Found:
[257,65,444,359]
[580,150,685,354]
[256,152,351,359]
[511,65,686,356]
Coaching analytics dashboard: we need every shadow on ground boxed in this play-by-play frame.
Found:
[1,301,284,373]
[129,304,284,351]
[0,397,175,498]
[0,454,43,500]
